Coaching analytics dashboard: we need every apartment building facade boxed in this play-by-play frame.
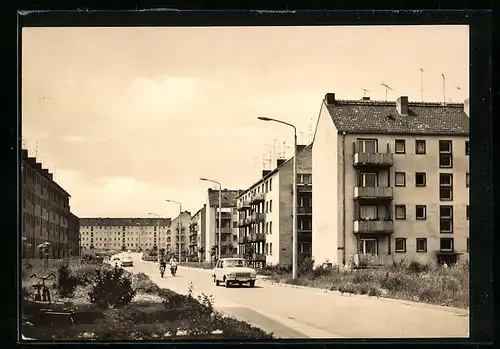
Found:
[169,211,192,260]
[67,213,80,256]
[204,189,241,262]
[237,144,313,267]
[189,205,206,261]
[79,217,171,253]
[312,93,469,267]
[21,149,73,259]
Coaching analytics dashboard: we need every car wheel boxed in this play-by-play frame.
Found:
[249,280,255,288]
[214,276,220,286]
[224,277,231,288]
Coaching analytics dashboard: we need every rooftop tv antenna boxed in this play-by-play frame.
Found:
[441,73,446,104]
[35,141,39,158]
[381,83,393,101]
[308,116,313,143]
[361,88,370,97]
[273,139,277,165]
[419,68,424,101]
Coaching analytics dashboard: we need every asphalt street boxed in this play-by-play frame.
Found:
[123,253,469,339]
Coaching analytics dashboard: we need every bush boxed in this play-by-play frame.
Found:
[408,260,431,273]
[131,273,160,294]
[88,265,136,309]
[57,262,78,298]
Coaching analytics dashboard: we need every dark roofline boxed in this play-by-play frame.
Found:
[338,130,469,137]
[238,143,313,198]
[327,98,465,108]
[192,205,205,218]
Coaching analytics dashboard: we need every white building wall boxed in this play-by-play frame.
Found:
[264,172,280,265]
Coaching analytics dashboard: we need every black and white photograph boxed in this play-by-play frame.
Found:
[20,20,472,340]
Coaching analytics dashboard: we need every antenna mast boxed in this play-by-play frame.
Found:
[361,88,370,97]
[35,141,39,158]
[381,83,393,101]
[441,73,446,104]
[419,68,424,101]
[308,116,313,143]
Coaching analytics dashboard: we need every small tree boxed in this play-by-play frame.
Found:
[88,265,136,309]
[244,244,255,260]
[57,261,78,298]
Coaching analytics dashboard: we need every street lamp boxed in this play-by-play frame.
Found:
[200,177,222,260]
[148,212,161,251]
[166,199,182,262]
[258,116,298,279]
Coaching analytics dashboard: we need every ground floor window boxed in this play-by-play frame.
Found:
[358,238,377,255]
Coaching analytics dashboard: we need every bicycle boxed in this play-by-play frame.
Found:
[159,263,166,278]
[29,273,56,304]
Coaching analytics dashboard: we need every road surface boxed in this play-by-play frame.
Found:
[123,253,469,339]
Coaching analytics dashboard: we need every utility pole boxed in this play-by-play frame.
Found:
[442,73,446,104]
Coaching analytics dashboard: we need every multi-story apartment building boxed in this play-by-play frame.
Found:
[21,149,73,259]
[169,211,192,260]
[204,189,241,262]
[189,205,206,261]
[67,213,80,256]
[312,93,469,267]
[79,217,171,253]
[237,144,313,267]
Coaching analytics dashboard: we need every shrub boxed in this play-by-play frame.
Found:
[57,262,78,298]
[408,260,431,274]
[131,273,160,294]
[88,265,136,309]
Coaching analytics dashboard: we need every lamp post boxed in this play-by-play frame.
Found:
[200,177,222,260]
[258,116,298,279]
[148,213,161,251]
[166,199,182,262]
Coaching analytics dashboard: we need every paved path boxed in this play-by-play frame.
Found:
[124,253,469,339]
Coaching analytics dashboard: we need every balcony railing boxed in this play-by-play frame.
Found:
[251,212,266,222]
[353,187,393,200]
[297,184,312,192]
[353,219,394,234]
[250,192,266,204]
[352,142,393,168]
[237,201,251,211]
[255,233,266,242]
[218,227,232,234]
[252,253,266,261]
[238,218,251,227]
[297,206,312,214]
[352,253,394,266]
[238,236,249,244]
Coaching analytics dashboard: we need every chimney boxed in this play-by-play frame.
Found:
[464,98,469,117]
[396,96,409,115]
[362,97,370,101]
[325,93,336,105]
[262,170,272,178]
[277,159,286,167]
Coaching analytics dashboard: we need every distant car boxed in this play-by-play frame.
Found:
[213,258,257,288]
[111,255,134,267]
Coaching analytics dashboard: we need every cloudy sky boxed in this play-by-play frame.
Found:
[22,25,469,219]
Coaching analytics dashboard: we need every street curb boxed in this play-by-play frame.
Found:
[259,279,469,315]
[178,265,468,315]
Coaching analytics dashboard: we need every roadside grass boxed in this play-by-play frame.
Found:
[21,258,273,340]
[180,261,214,270]
[264,259,469,309]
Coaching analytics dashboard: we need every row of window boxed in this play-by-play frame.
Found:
[393,172,469,191]
[394,139,469,156]
[394,237,468,253]
[241,177,274,202]
[393,204,469,232]
[80,231,166,235]
[84,226,170,230]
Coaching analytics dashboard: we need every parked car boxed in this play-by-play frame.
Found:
[111,255,134,267]
[213,258,257,288]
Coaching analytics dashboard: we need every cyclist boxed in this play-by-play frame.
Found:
[159,256,167,277]
[169,257,178,276]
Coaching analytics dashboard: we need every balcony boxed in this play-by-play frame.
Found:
[353,253,394,267]
[251,212,266,222]
[238,236,249,244]
[218,227,232,234]
[353,219,394,234]
[238,218,251,228]
[250,192,266,204]
[216,212,232,220]
[237,201,251,211]
[353,187,393,201]
[353,142,393,168]
[297,206,312,215]
[297,183,312,192]
[252,253,266,262]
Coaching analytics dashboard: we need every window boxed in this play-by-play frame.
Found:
[415,172,426,187]
[415,140,426,154]
[233,222,237,228]
[439,140,453,168]
[360,205,377,220]
[269,221,272,234]
[466,173,470,188]
[269,200,272,212]
[359,238,377,254]
[357,139,377,153]
[395,140,406,154]
[465,141,470,156]
[416,205,427,220]
[269,178,272,191]
[395,205,406,219]
[395,172,406,187]
[467,238,469,252]
[439,173,453,201]
[440,205,453,233]
[358,172,377,187]
[466,205,470,220]
[269,243,273,255]
[440,238,454,252]
[416,238,427,252]
[265,202,269,213]
[395,238,406,252]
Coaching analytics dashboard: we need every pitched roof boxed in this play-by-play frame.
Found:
[208,189,242,208]
[79,217,171,227]
[325,99,469,135]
